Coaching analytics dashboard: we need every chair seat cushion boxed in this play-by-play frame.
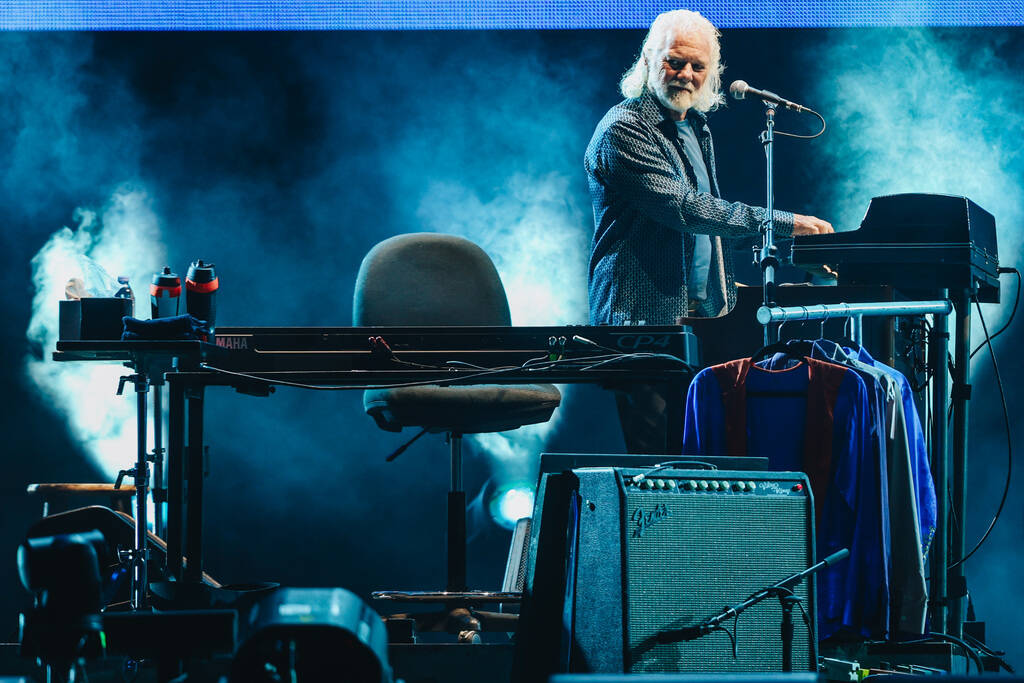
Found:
[364,383,561,434]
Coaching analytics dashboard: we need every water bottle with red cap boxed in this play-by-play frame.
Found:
[185,259,218,341]
[150,266,181,319]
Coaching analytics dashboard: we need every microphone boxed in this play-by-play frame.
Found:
[820,547,850,568]
[729,80,810,113]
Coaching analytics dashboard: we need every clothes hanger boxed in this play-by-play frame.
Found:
[751,321,790,362]
[836,315,862,352]
[807,311,859,356]
[751,310,815,362]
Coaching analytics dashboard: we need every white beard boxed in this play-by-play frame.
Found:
[651,81,696,115]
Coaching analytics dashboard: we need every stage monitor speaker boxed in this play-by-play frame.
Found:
[513,468,817,681]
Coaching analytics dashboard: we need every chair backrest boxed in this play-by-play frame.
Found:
[353,233,512,326]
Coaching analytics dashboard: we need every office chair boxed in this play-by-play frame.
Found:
[353,233,561,636]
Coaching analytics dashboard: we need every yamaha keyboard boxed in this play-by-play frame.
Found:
[213,324,701,371]
[792,193,1000,302]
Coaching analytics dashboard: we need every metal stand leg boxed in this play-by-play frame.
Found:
[167,379,185,581]
[757,103,779,346]
[949,292,972,637]
[116,372,151,610]
[447,434,467,593]
[184,385,206,585]
[779,593,800,672]
[152,381,166,540]
[848,315,864,346]
[133,380,149,609]
[929,301,950,634]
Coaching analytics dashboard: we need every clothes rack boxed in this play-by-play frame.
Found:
[757,298,964,635]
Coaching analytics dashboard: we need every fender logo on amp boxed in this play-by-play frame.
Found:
[630,503,669,538]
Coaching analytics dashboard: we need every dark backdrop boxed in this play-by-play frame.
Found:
[1,27,1021,663]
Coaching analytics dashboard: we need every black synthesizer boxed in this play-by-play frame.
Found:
[213,325,701,371]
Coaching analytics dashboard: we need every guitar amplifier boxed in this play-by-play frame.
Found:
[513,468,817,681]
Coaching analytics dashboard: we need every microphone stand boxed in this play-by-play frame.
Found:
[755,101,779,346]
[655,548,849,671]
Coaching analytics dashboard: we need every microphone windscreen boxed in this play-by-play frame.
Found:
[823,548,851,566]
[729,80,749,100]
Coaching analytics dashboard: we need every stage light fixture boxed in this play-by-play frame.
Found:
[17,530,108,683]
[487,482,535,531]
[230,587,391,683]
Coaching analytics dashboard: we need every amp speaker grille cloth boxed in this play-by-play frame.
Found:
[624,492,811,672]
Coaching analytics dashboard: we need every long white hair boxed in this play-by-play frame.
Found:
[620,10,726,113]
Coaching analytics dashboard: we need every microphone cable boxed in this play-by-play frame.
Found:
[773,107,827,140]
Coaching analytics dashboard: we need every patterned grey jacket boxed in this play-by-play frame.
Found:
[586,91,795,325]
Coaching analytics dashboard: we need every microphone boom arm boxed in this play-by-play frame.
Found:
[654,548,850,647]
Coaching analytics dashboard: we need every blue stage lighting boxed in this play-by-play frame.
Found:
[487,483,535,530]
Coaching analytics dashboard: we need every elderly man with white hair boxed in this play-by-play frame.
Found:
[586,10,833,452]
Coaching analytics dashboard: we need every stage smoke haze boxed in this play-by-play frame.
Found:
[7,30,152,481]
[26,187,167,478]
[417,171,589,327]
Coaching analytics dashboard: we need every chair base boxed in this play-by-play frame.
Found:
[374,591,521,640]
[382,608,519,640]
[372,432,525,641]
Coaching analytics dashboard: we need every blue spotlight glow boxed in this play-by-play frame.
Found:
[488,483,536,530]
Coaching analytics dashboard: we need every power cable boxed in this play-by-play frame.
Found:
[927,631,986,673]
[891,634,985,674]
[969,267,1020,359]
[947,296,1012,569]
[962,631,1015,673]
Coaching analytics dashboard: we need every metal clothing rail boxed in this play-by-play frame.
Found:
[756,299,953,345]
[756,297,960,635]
